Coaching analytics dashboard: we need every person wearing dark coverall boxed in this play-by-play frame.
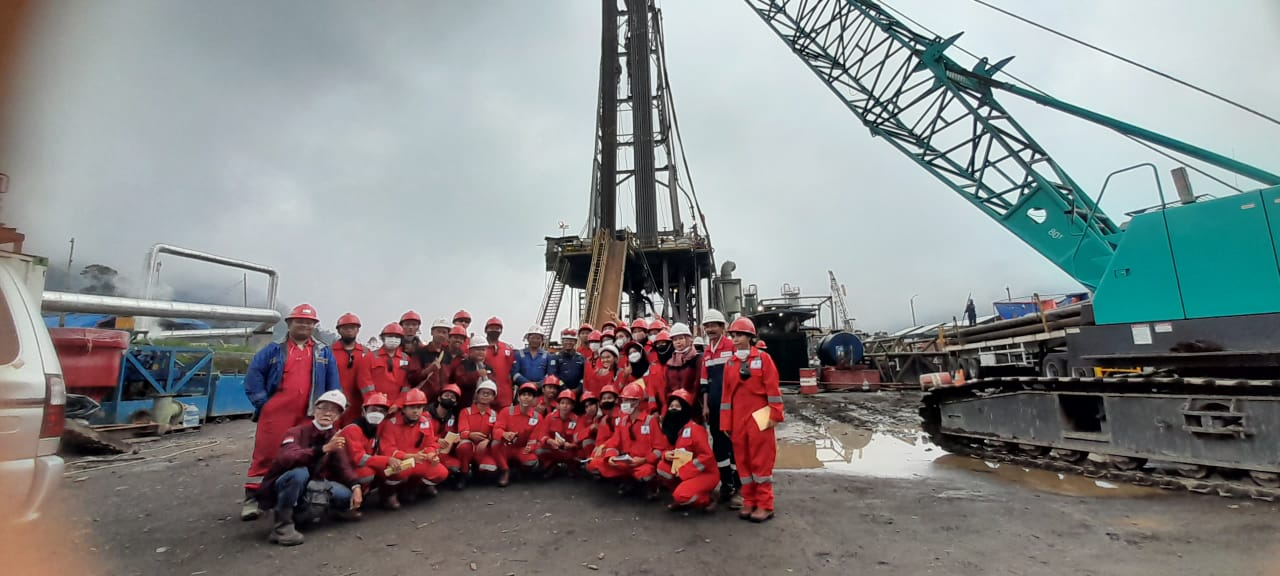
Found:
[256,390,363,546]
[700,309,743,509]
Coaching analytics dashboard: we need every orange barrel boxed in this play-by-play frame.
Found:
[49,328,129,400]
[799,368,819,395]
[919,372,953,390]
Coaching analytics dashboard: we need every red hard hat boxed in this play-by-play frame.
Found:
[517,382,540,395]
[449,325,468,338]
[453,309,472,322]
[561,328,577,338]
[336,312,361,328]
[286,303,319,322]
[588,330,603,343]
[601,321,617,331]
[399,310,422,324]
[631,318,648,331]
[601,328,615,338]
[650,318,668,331]
[599,384,619,398]
[485,316,503,329]
[614,324,631,335]
[579,323,594,332]
[756,340,768,350]
[441,384,463,398]
[543,375,561,388]
[620,383,645,400]
[728,317,757,337]
[380,322,405,337]
[557,389,577,402]
[363,392,390,408]
[653,330,671,343]
[622,341,645,354]
[580,391,599,403]
[402,388,428,406]
[670,389,695,406]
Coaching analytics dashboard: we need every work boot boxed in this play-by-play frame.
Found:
[497,469,511,488]
[702,499,718,514]
[749,508,775,523]
[454,474,469,491]
[268,508,305,546]
[739,505,756,520]
[382,489,401,510]
[422,481,439,498]
[400,483,419,504]
[337,509,362,522]
[728,492,745,510]
[240,497,262,521]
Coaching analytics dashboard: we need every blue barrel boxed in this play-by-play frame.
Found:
[817,332,864,367]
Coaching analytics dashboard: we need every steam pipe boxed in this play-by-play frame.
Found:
[143,243,279,310]
[150,328,262,339]
[42,291,281,325]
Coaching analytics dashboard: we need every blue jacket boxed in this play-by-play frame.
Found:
[245,338,341,419]
[550,350,586,391]
[511,347,553,385]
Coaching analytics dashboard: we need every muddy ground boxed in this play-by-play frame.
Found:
[6,391,1280,576]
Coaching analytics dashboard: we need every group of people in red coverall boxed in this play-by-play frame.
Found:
[240,304,784,546]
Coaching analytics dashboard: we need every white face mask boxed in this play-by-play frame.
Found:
[365,411,386,425]
[627,351,642,363]
[616,335,629,346]
[589,342,601,352]
[735,349,750,360]
[313,420,333,431]
[602,339,614,348]
[382,336,402,350]
[620,401,637,415]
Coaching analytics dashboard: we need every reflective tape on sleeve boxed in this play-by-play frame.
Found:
[767,396,783,404]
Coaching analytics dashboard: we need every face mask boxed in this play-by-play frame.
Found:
[620,402,637,415]
[340,335,356,345]
[735,349,750,360]
[616,336,629,346]
[655,343,670,353]
[601,401,617,411]
[602,339,614,348]
[383,336,402,350]
[486,331,501,340]
[628,351,642,363]
[589,343,601,352]
[440,398,457,410]
[313,420,333,431]
[365,412,385,425]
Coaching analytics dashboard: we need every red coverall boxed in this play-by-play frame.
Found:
[494,404,542,470]
[721,348,784,512]
[369,347,410,407]
[427,405,462,474]
[583,366,621,399]
[536,409,581,467]
[248,340,314,478]
[448,359,487,408]
[376,413,450,485]
[456,404,500,474]
[642,362,668,415]
[485,342,516,409]
[331,342,373,428]
[590,412,668,482]
[657,421,720,508]
[339,422,396,485]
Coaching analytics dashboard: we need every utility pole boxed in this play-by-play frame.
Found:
[243,272,248,307]
[59,237,75,327]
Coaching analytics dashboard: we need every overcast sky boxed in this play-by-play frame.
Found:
[3,0,1278,337]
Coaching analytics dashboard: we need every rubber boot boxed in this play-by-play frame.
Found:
[497,469,511,488]
[382,487,401,510]
[240,488,262,521]
[268,508,305,546]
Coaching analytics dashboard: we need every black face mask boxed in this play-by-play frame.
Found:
[654,343,671,353]
[439,398,457,411]
[601,400,617,411]
[486,331,501,341]
[662,406,691,445]
[340,335,356,345]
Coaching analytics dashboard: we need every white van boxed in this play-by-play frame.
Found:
[0,251,65,523]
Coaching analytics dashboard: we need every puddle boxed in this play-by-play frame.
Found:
[774,421,938,479]
[933,454,1165,498]
[774,421,1166,498]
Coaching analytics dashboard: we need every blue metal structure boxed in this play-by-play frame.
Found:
[743,0,1280,324]
[91,346,255,425]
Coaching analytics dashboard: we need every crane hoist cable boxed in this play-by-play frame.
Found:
[967,0,1280,128]
[878,0,1248,194]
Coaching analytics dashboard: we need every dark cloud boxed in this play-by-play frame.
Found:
[4,0,1276,334]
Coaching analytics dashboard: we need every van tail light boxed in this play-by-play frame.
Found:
[40,373,66,440]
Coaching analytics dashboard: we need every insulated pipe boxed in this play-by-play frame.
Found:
[42,291,281,325]
[954,305,1082,339]
[150,327,263,339]
[142,243,278,309]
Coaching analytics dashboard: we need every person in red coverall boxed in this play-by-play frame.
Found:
[574,390,602,460]
[339,392,402,510]
[537,389,582,476]
[448,333,490,408]
[630,318,650,349]
[493,382,543,486]
[399,310,424,355]
[483,316,516,409]
[580,326,599,365]
[377,388,450,505]
[657,389,720,512]
[621,341,662,413]
[584,345,622,398]
[720,317,784,523]
[454,379,501,489]
[536,375,561,415]
[332,313,373,428]
[453,309,472,330]
[589,383,668,499]
[369,322,410,407]
[426,384,464,486]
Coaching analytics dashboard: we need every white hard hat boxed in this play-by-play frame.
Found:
[477,380,498,394]
[693,336,706,347]
[669,322,692,338]
[598,344,619,358]
[469,334,489,349]
[315,390,348,411]
[526,325,545,337]
[430,317,451,330]
[702,309,726,326]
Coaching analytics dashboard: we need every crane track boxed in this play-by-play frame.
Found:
[920,376,1280,502]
